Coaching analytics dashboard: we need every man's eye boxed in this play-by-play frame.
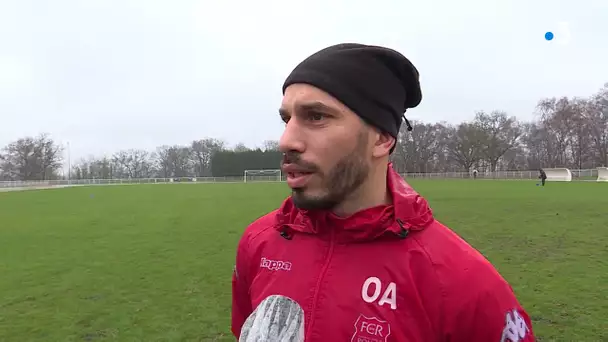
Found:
[308,113,325,121]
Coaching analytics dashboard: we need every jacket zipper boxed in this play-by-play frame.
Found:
[305,229,336,340]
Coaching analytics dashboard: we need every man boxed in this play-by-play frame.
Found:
[232,43,535,341]
[539,168,547,186]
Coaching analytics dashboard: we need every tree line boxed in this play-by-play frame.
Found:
[1,84,606,181]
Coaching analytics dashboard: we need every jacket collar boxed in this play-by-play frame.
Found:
[274,163,435,243]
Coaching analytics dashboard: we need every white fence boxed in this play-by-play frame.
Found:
[0,168,604,190]
[397,168,599,180]
[0,176,245,189]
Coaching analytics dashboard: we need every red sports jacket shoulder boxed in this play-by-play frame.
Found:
[409,221,535,341]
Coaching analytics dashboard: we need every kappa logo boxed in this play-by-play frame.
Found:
[260,257,292,271]
[351,314,391,342]
[500,309,530,342]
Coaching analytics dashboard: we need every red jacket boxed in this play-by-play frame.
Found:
[232,165,535,341]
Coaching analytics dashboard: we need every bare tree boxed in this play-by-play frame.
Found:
[72,158,90,180]
[587,84,608,166]
[393,121,444,173]
[152,145,194,178]
[0,134,63,181]
[537,97,575,167]
[446,123,484,172]
[567,98,594,169]
[191,138,225,177]
[430,122,453,172]
[168,146,193,177]
[34,134,64,180]
[262,140,280,152]
[72,156,114,179]
[233,143,250,153]
[155,145,173,178]
[501,146,527,170]
[474,111,522,172]
[0,154,9,180]
[112,149,153,179]
[520,122,546,169]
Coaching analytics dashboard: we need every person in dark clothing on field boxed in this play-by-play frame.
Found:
[231,43,535,341]
[539,168,547,186]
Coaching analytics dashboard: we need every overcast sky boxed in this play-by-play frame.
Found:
[1,0,606,163]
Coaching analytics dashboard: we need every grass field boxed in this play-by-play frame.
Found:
[1,180,607,341]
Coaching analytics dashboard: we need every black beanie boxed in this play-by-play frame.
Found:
[282,43,422,140]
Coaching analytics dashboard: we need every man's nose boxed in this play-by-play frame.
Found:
[278,119,305,153]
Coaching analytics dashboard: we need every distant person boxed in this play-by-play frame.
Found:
[539,168,547,186]
[473,169,478,179]
[231,43,535,341]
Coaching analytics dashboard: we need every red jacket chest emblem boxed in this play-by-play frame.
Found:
[352,314,392,342]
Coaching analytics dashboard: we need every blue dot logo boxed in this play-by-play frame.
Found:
[545,31,554,41]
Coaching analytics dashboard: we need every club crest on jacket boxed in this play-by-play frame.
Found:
[351,314,391,342]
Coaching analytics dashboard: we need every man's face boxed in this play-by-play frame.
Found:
[278,84,380,210]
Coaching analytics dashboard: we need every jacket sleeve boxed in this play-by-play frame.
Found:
[446,273,536,342]
[231,232,253,338]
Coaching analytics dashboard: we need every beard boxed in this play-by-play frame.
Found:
[288,132,370,211]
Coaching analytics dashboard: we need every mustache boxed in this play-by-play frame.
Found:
[281,152,319,172]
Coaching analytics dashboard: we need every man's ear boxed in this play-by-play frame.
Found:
[372,131,395,158]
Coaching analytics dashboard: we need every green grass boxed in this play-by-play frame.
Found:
[0,180,607,341]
